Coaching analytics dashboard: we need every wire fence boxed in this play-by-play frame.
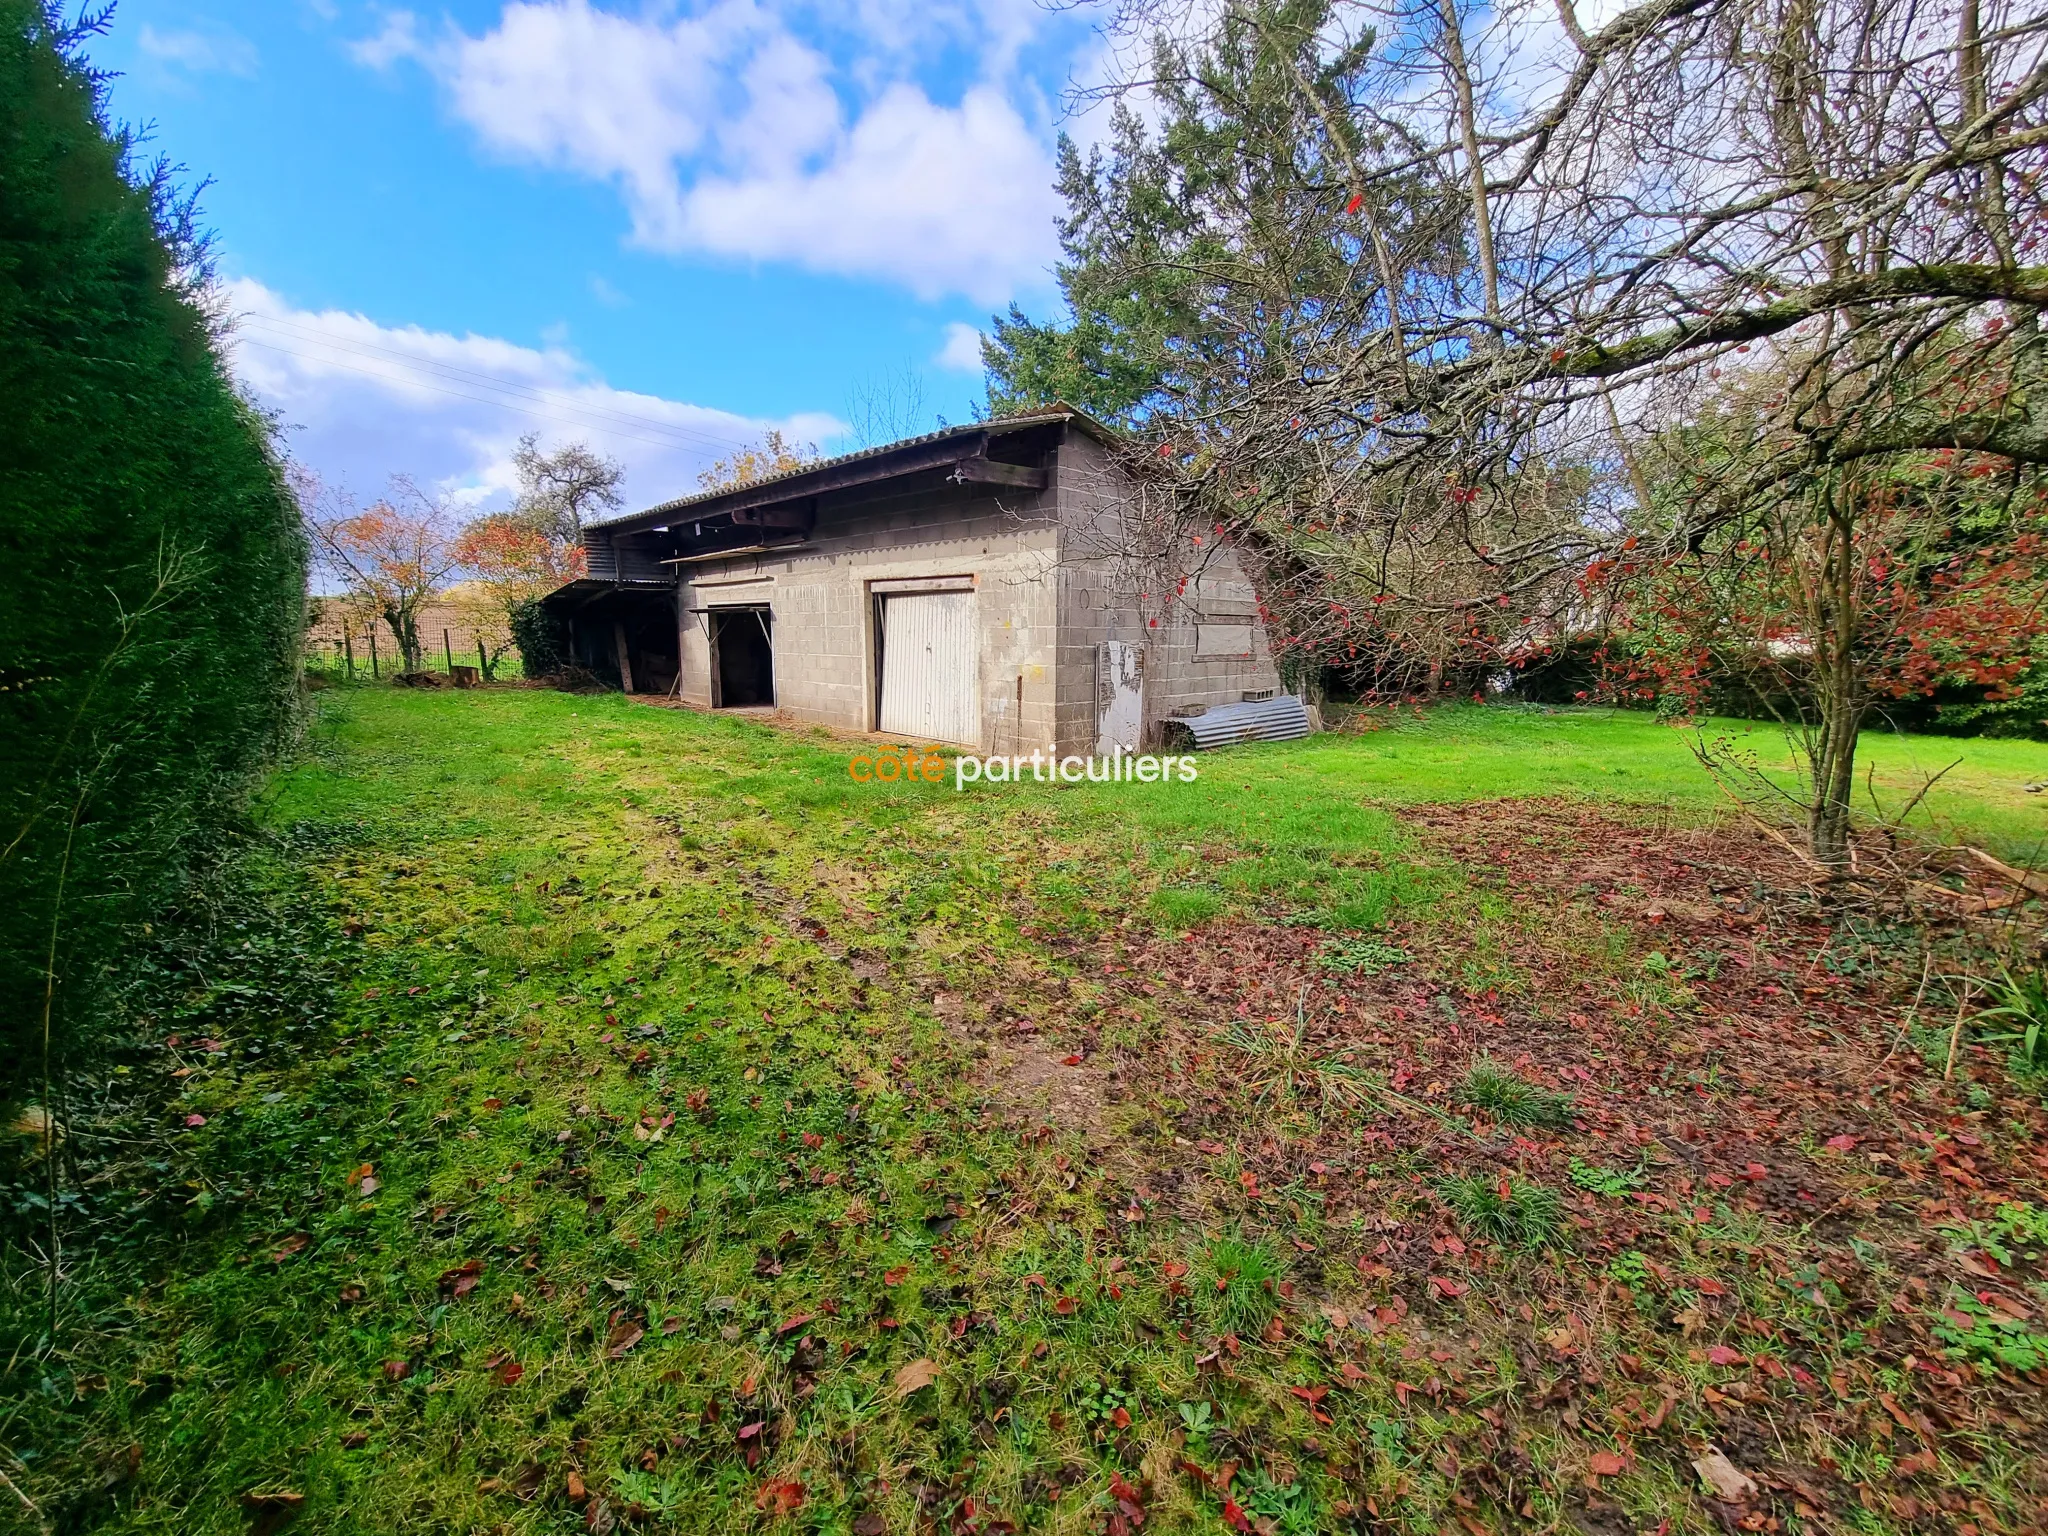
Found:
[302,625,528,685]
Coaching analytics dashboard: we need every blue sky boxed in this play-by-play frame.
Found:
[86,1,1108,510]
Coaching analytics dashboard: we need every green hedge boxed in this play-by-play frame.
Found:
[0,2,306,1077]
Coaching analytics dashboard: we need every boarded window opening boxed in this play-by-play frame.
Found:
[1194,622,1255,659]
[712,607,775,707]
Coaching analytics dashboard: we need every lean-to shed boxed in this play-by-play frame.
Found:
[540,409,1288,755]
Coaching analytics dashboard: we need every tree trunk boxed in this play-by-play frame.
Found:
[1804,478,1864,874]
[1439,0,1500,331]
[1806,667,1862,873]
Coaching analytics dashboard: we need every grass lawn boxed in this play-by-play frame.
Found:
[6,689,2046,1535]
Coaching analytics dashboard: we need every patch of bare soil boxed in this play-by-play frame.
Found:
[927,981,1114,1139]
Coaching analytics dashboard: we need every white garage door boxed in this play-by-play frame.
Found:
[879,592,978,746]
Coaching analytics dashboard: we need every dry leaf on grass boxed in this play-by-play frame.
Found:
[893,1357,941,1396]
[1693,1448,1757,1501]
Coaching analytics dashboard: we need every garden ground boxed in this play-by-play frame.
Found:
[6,692,2047,1535]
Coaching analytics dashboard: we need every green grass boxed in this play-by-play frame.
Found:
[1457,1059,1576,1130]
[4,688,2043,1534]
[1438,1174,1565,1250]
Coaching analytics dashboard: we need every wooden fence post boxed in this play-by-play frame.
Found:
[444,628,454,674]
[368,628,380,679]
[343,628,355,681]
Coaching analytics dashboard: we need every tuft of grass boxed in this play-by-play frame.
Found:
[1972,964,2048,1073]
[1218,1014,1380,1111]
[1202,1235,1286,1336]
[1440,1173,1564,1249]
[1458,1059,1576,1129]
[1149,886,1226,928]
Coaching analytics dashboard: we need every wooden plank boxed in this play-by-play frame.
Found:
[949,456,1047,490]
[614,622,635,693]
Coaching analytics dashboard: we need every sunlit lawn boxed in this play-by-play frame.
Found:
[9,687,2044,1535]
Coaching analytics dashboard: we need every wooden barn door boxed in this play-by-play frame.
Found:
[878,592,978,746]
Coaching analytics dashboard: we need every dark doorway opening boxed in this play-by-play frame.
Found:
[712,608,775,707]
[564,589,678,694]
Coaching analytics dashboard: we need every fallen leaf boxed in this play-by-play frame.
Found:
[1588,1450,1626,1477]
[1692,1448,1757,1502]
[439,1259,483,1299]
[380,1359,410,1381]
[755,1479,806,1517]
[883,1265,910,1286]
[1428,1275,1469,1298]
[240,1489,304,1536]
[1705,1344,1746,1367]
[1062,1054,1084,1066]
[893,1357,941,1396]
[605,1320,645,1359]
[1053,1296,1078,1315]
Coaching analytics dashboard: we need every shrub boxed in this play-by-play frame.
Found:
[0,2,305,1077]
[1458,1060,1575,1129]
[508,596,569,679]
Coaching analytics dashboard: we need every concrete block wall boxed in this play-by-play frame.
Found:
[1052,428,1284,750]
[677,468,1063,752]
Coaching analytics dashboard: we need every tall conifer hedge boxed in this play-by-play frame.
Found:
[0,2,306,1079]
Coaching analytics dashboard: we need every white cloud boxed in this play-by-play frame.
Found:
[934,322,984,372]
[346,10,425,70]
[138,22,258,78]
[369,0,1067,304]
[220,277,839,509]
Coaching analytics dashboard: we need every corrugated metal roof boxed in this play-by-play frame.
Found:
[587,408,1107,533]
[1169,695,1314,750]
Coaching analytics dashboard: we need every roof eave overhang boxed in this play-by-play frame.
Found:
[587,409,1114,540]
